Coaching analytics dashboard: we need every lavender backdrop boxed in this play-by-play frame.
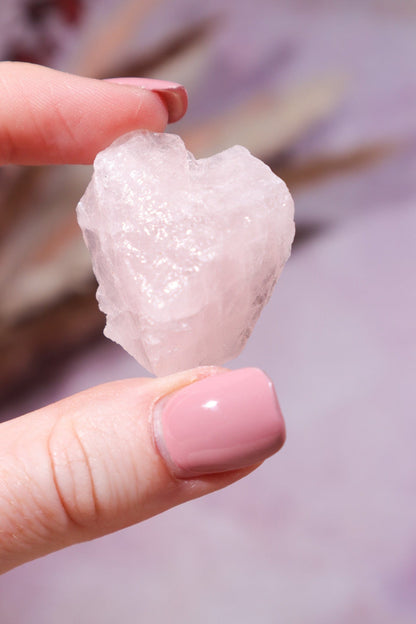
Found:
[0,1,415,622]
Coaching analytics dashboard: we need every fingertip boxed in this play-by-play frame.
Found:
[152,367,285,479]
[104,77,188,124]
[0,63,173,165]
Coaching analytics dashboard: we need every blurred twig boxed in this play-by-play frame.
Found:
[183,75,346,159]
[66,0,163,76]
[273,143,396,188]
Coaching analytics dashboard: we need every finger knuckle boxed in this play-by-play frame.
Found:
[47,417,99,529]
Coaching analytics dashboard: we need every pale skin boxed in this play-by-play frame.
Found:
[0,62,272,574]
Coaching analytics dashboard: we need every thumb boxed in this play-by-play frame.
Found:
[0,367,285,573]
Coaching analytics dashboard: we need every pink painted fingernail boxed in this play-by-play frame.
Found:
[105,77,188,123]
[153,368,286,478]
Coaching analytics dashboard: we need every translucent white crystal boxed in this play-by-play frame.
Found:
[76,131,295,376]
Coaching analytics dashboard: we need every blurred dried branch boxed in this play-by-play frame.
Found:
[66,0,163,76]
[183,75,345,159]
[274,144,396,189]
[0,289,103,403]
[103,18,218,85]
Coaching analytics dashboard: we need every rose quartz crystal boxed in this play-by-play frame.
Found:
[76,131,295,376]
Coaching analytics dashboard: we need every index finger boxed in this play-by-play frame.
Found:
[0,62,187,166]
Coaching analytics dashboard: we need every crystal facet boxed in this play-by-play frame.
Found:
[76,131,295,376]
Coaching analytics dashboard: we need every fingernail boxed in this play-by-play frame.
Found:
[105,77,188,123]
[153,368,286,478]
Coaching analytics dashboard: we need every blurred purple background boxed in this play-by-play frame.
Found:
[0,1,415,622]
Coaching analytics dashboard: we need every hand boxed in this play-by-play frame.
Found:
[0,62,286,574]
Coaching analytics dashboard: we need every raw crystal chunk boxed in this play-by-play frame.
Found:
[76,131,295,376]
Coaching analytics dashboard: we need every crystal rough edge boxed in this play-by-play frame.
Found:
[76,131,295,376]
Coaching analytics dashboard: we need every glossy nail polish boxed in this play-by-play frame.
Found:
[153,368,286,478]
[105,77,188,123]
